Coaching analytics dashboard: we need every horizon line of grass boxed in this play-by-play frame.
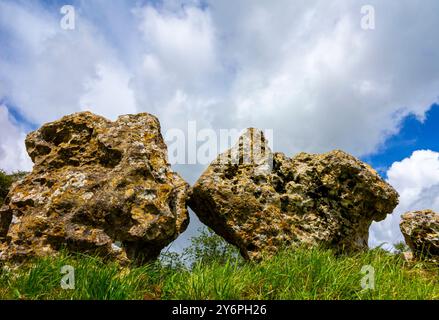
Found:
[0,246,437,300]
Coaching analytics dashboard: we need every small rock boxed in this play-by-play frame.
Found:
[400,210,439,264]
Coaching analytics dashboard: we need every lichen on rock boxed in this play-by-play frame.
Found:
[400,210,439,264]
[0,111,189,264]
[188,128,399,261]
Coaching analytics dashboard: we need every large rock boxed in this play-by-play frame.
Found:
[0,112,189,264]
[400,210,439,263]
[189,128,399,261]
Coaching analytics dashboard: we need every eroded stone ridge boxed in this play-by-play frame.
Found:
[400,210,439,263]
[0,112,189,264]
[189,128,399,261]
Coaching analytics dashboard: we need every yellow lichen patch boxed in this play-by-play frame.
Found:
[143,132,156,142]
[124,189,135,199]
[130,206,156,225]
[156,184,172,202]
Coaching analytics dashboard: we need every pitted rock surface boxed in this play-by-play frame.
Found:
[400,210,439,264]
[189,128,399,261]
[0,112,189,264]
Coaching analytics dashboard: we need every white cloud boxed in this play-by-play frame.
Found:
[132,3,222,134]
[0,105,33,173]
[0,0,137,124]
[79,63,137,120]
[130,0,439,157]
[2,0,439,157]
[137,5,217,82]
[206,0,439,156]
[369,150,439,249]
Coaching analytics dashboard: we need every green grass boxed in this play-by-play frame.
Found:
[0,247,437,300]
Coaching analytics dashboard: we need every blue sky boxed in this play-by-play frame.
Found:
[1,0,439,251]
[365,103,439,177]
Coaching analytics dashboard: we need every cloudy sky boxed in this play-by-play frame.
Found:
[1,0,438,252]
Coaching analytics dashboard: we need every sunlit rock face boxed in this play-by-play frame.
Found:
[0,111,189,264]
[189,128,399,261]
[400,210,439,264]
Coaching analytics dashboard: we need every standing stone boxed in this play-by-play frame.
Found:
[400,210,439,263]
[188,128,399,261]
[0,112,189,264]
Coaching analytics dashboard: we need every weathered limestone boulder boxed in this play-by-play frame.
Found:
[400,210,439,263]
[0,112,189,264]
[189,128,399,261]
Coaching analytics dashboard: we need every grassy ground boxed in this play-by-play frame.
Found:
[0,246,437,300]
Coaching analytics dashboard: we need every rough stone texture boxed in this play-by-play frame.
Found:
[0,112,189,264]
[400,210,439,263]
[189,128,399,261]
